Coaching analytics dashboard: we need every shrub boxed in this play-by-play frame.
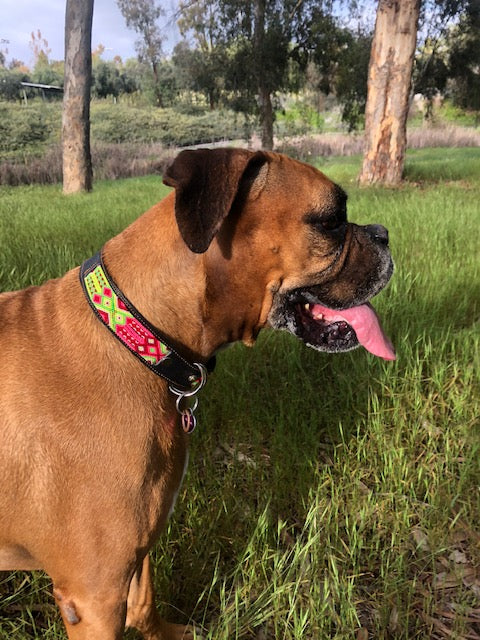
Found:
[90,104,248,147]
[0,142,177,186]
[0,69,30,101]
[0,105,52,152]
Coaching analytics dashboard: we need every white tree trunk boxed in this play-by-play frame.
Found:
[359,0,420,186]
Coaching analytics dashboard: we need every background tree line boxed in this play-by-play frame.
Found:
[1,0,478,130]
[1,0,478,191]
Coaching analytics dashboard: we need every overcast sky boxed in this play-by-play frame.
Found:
[1,0,180,66]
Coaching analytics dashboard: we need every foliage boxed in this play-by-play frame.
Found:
[175,1,373,135]
[413,1,480,120]
[0,101,250,169]
[172,40,227,109]
[0,69,29,101]
[276,98,326,136]
[92,60,124,98]
[413,38,449,120]
[0,105,52,152]
[332,29,372,131]
[117,0,165,104]
[447,6,480,115]
[89,103,246,146]
[177,0,300,148]
[1,96,478,186]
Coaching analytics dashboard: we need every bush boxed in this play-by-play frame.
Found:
[0,69,29,101]
[0,105,52,152]
[1,98,478,186]
[276,102,325,137]
[90,104,247,146]
[0,142,177,186]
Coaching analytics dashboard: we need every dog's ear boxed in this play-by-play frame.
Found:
[163,148,269,253]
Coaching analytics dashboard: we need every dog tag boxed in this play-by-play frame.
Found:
[181,409,196,434]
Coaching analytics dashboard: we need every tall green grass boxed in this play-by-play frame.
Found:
[0,148,479,639]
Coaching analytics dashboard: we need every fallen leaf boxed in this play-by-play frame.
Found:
[412,527,430,552]
[389,605,399,633]
[356,628,368,640]
[449,550,468,564]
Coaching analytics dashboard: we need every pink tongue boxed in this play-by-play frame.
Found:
[311,302,396,361]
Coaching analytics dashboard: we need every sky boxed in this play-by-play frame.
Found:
[1,0,180,67]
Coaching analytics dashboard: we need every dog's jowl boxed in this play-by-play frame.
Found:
[0,148,394,640]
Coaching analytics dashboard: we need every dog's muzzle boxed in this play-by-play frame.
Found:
[268,223,395,361]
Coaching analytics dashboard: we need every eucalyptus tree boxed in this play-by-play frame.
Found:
[359,0,476,185]
[359,0,421,186]
[178,0,337,150]
[446,3,480,118]
[117,0,165,105]
[62,0,94,194]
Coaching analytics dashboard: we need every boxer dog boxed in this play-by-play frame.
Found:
[0,148,394,639]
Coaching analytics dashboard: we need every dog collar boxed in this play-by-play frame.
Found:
[80,251,211,432]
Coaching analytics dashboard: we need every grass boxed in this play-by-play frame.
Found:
[0,147,479,639]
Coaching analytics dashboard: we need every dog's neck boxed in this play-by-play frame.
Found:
[100,193,270,361]
[101,194,209,362]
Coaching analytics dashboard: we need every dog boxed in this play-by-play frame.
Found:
[0,148,394,639]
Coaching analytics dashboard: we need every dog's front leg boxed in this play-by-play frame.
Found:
[126,555,195,640]
[53,577,129,640]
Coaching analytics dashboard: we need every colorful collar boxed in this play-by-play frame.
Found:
[80,251,210,431]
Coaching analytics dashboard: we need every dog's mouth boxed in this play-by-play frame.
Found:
[272,296,396,361]
[297,301,395,360]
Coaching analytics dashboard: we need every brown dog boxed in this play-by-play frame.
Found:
[0,149,394,639]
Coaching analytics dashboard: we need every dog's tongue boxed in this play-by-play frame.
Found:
[311,302,396,360]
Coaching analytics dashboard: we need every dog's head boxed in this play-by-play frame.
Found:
[164,148,395,360]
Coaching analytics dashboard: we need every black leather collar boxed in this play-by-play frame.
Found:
[80,251,214,392]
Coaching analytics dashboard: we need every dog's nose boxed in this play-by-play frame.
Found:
[365,224,389,246]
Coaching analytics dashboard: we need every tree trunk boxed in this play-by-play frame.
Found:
[152,60,163,107]
[258,86,274,150]
[358,0,420,186]
[254,0,274,150]
[62,0,94,194]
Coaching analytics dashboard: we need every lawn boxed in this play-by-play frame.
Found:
[0,148,479,639]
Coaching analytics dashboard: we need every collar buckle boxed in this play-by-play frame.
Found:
[169,362,208,433]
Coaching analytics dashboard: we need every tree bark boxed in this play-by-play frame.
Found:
[254,0,274,150]
[258,85,274,150]
[358,0,420,186]
[152,60,165,107]
[62,0,94,194]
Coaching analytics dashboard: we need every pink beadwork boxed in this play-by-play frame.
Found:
[84,265,170,365]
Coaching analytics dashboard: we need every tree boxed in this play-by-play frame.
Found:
[172,40,226,109]
[253,0,275,149]
[305,8,373,132]
[92,60,123,99]
[117,0,164,105]
[29,30,51,69]
[62,0,94,194]
[178,0,313,150]
[413,38,449,120]
[0,68,30,100]
[176,1,227,109]
[447,5,480,119]
[359,0,420,186]
[412,0,473,120]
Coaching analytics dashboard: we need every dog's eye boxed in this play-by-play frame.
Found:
[320,213,345,231]
[305,211,346,232]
